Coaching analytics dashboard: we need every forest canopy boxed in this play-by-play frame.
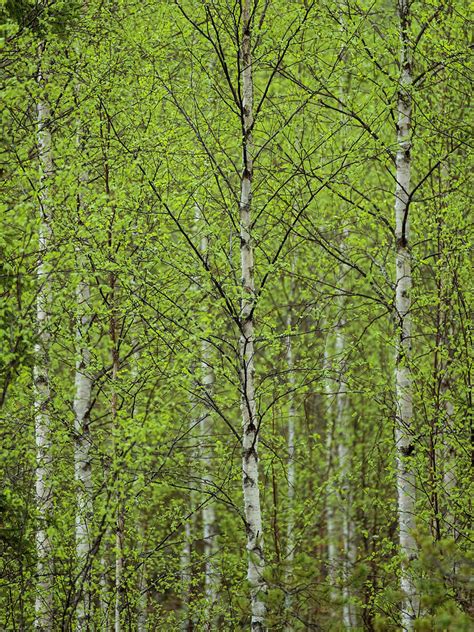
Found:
[0,0,472,630]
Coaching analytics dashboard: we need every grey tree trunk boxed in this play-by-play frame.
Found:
[110,285,124,632]
[195,207,218,610]
[34,42,54,632]
[136,519,148,632]
[284,274,296,623]
[394,0,418,627]
[73,273,93,629]
[73,72,94,624]
[335,323,357,629]
[239,2,266,629]
[201,340,217,609]
[324,344,338,605]
[336,3,357,626]
[180,514,193,630]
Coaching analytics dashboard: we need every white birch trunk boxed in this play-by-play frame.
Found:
[335,325,357,629]
[324,345,339,605]
[284,281,296,621]
[34,43,54,631]
[201,340,217,609]
[133,351,148,632]
[394,1,418,627]
[180,518,193,631]
[111,324,124,632]
[336,4,357,625]
[136,520,148,632]
[181,380,198,630]
[73,70,94,623]
[239,3,266,628]
[73,275,93,629]
[194,206,218,610]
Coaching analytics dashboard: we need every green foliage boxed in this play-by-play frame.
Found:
[0,0,472,628]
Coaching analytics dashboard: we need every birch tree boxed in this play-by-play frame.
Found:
[34,39,54,632]
[393,0,418,626]
[237,2,267,628]
[72,53,94,629]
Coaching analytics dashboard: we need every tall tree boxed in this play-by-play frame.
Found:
[238,1,266,628]
[393,0,418,627]
[34,38,54,632]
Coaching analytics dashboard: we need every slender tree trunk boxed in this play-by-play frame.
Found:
[239,2,266,629]
[109,275,124,632]
[201,338,217,609]
[73,73,94,626]
[136,518,148,632]
[195,206,218,610]
[394,1,418,627]
[336,3,357,625]
[180,516,193,631]
[34,42,54,632]
[181,379,197,630]
[284,277,296,622]
[74,273,93,629]
[132,345,148,632]
[437,163,458,544]
[324,344,338,605]
[335,323,357,629]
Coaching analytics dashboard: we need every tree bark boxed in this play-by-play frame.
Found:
[180,516,193,631]
[335,323,357,629]
[195,206,218,611]
[73,274,93,629]
[73,76,94,626]
[34,41,54,632]
[284,277,296,623]
[324,344,338,606]
[239,2,266,629]
[394,1,418,627]
[110,275,124,632]
[201,339,217,609]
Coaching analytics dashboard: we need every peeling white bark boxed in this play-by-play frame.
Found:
[239,3,266,628]
[34,43,54,632]
[394,1,418,627]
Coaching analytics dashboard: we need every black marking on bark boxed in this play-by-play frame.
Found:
[399,444,415,457]
[244,446,257,461]
[243,473,255,488]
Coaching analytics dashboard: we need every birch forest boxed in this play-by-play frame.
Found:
[1,1,473,630]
